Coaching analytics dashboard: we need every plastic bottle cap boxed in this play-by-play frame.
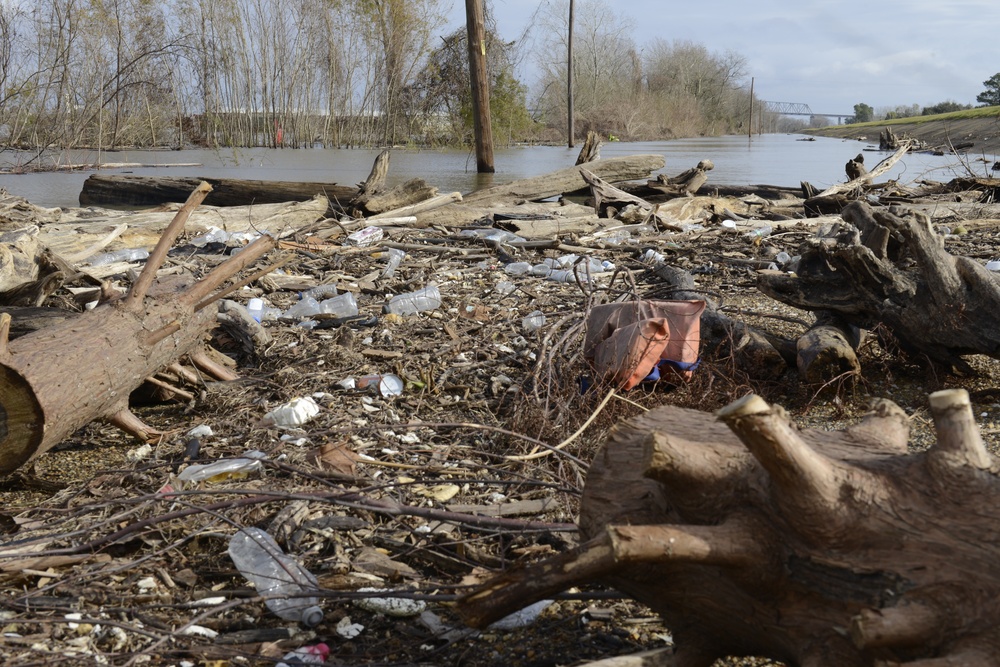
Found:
[301,605,324,628]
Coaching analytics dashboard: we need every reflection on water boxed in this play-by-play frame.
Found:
[0,134,991,208]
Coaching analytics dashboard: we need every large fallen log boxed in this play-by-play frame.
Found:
[458,388,1000,665]
[78,174,356,212]
[459,154,665,206]
[0,182,277,474]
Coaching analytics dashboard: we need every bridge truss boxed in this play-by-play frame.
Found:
[761,101,849,122]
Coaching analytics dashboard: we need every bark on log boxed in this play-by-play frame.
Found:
[79,174,355,213]
[794,310,864,383]
[458,388,1000,665]
[0,182,277,474]
[758,200,1000,373]
[459,154,665,206]
[646,160,713,197]
[576,130,603,165]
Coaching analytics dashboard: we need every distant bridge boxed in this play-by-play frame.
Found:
[761,101,851,123]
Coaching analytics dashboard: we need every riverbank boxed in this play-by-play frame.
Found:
[803,107,1000,156]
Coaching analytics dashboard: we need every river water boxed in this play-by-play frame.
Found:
[0,133,991,209]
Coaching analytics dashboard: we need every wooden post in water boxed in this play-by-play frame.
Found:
[748,77,754,145]
[465,0,495,173]
[567,0,575,148]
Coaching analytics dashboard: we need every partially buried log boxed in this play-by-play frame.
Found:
[759,200,1000,373]
[646,160,713,197]
[459,388,1000,665]
[0,182,276,474]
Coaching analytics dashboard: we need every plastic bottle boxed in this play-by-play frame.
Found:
[87,248,150,266]
[189,227,230,247]
[277,643,330,667]
[504,261,532,276]
[745,224,772,240]
[381,248,406,279]
[643,249,666,265]
[383,285,441,315]
[282,295,321,319]
[305,284,339,299]
[176,452,265,483]
[247,298,265,323]
[319,292,359,318]
[522,310,546,332]
[228,527,323,627]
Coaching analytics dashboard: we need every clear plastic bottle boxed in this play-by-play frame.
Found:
[247,298,265,323]
[228,527,323,627]
[319,292,359,318]
[87,248,150,266]
[504,261,532,275]
[304,284,339,299]
[522,310,546,332]
[282,295,321,319]
[381,248,406,279]
[383,285,441,315]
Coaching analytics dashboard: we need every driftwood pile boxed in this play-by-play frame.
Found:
[3,147,1000,665]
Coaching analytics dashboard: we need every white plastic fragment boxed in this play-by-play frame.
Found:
[353,587,427,617]
[180,625,219,639]
[186,424,214,438]
[261,396,321,427]
[336,616,364,639]
[487,600,554,630]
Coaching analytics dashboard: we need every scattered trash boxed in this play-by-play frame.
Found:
[381,248,406,279]
[277,642,330,666]
[261,396,321,428]
[228,527,324,627]
[86,248,149,266]
[336,617,364,639]
[357,374,404,397]
[487,600,553,630]
[384,285,441,315]
[522,310,546,333]
[176,452,265,483]
[353,588,427,617]
[346,226,384,246]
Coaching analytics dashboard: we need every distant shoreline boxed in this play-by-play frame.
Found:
[804,112,1000,157]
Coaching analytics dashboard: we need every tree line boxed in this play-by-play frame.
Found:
[0,0,764,160]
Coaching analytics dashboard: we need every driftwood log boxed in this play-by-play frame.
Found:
[79,174,356,212]
[459,388,1000,665]
[459,154,665,207]
[0,182,276,474]
[759,200,1000,373]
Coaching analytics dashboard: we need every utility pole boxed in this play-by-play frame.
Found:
[465,0,495,172]
[567,0,575,148]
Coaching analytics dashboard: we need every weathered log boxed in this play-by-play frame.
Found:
[79,174,355,212]
[459,388,1000,665]
[646,160,713,197]
[579,168,653,218]
[794,309,864,382]
[759,200,1000,372]
[459,154,666,206]
[353,179,439,216]
[576,130,603,165]
[38,197,328,260]
[0,182,277,474]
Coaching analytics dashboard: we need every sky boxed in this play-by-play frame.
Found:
[443,0,998,116]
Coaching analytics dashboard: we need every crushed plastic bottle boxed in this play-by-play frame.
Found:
[522,310,546,332]
[277,642,330,667]
[86,248,150,266]
[495,281,517,296]
[228,527,323,627]
[643,249,666,265]
[282,295,321,320]
[189,226,230,247]
[775,251,792,266]
[381,248,406,279]
[504,261,532,276]
[177,452,266,483]
[383,285,441,315]
[987,260,1000,272]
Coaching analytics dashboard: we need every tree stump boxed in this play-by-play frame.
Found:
[458,388,1000,666]
[758,201,1000,373]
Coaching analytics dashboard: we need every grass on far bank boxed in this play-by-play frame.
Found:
[811,105,1000,131]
